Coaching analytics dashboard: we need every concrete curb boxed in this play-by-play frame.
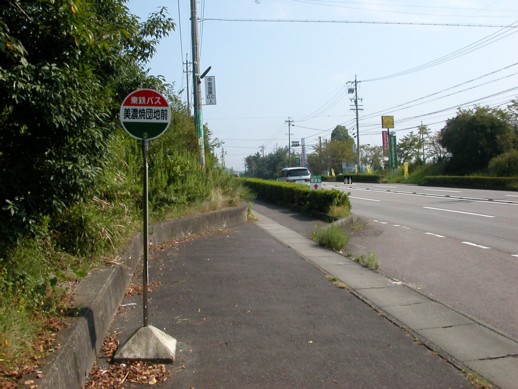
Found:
[37,205,248,389]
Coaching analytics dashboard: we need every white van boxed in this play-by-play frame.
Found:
[276,167,311,184]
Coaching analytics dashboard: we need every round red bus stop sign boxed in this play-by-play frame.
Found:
[120,89,171,140]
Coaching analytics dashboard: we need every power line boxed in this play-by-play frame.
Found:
[201,17,516,28]
[295,85,349,122]
[361,63,518,120]
[288,0,518,18]
[363,21,518,82]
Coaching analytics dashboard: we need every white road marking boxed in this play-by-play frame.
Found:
[350,196,380,202]
[426,232,445,238]
[373,220,388,224]
[512,254,518,258]
[424,206,495,218]
[424,189,462,193]
[462,242,491,249]
[506,194,518,198]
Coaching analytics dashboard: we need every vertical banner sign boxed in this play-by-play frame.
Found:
[382,130,389,153]
[389,134,397,169]
[204,76,217,105]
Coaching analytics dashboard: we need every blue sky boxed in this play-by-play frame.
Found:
[128,0,518,171]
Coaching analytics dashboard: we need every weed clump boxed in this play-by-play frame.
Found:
[354,253,379,270]
[312,225,349,251]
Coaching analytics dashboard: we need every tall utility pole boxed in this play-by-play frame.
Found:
[183,54,191,115]
[348,76,363,170]
[190,0,205,169]
[285,118,294,167]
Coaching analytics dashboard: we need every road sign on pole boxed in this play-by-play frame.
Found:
[114,89,176,362]
[120,89,171,140]
[310,175,322,190]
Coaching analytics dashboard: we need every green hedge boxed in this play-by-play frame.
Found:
[241,178,351,216]
[422,176,518,190]
[322,174,381,183]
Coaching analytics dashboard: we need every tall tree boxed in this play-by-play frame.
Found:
[398,131,422,164]
[308,126,355,174]
[360,145,384,171]
[331,125,351,142]
[439,106,516,174]
[0,0,175,241]
[417,124,431,163]
[244,147,287,179]
[427,132,449,163]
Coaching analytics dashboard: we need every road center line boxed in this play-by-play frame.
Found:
[349,196,380,202]
[423,206,495,218]
[424,189,462,193]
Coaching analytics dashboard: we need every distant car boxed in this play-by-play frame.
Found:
[277,167,311,184]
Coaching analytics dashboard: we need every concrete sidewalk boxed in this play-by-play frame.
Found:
[98,206,487,388]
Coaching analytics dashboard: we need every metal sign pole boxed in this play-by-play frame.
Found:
[114,89,176,362]
[142,139,149,327]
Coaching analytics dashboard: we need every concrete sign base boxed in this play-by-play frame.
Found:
[113,325,177,363]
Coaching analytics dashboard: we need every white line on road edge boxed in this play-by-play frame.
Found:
[506,194,518,198]
[462,242,491,249]
[423,206,495,218]
[426,232,445,238]
[512,254,518,258]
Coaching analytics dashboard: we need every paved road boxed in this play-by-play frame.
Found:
[325,182,518,341]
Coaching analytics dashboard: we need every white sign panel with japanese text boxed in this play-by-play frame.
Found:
[204,76,217,105]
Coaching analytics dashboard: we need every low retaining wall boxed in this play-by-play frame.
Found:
[37,205,248,389]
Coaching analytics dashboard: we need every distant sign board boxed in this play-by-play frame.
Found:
[205,76,217,105]
[120,89,171,140]
[381,115,394,129]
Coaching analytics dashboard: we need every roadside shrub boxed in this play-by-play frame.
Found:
[488,150,518,177]
[422,175,518,190]
[241,178,351,217]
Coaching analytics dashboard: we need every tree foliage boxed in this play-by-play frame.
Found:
[360,144,383,171]
[308,126,355,174]
[330,125,351,142]
[0,0,175,245]
[439,106,517,174]
[488,150,518,177]
[244,148,288,179]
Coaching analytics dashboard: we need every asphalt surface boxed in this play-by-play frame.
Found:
[99,202,482,388]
